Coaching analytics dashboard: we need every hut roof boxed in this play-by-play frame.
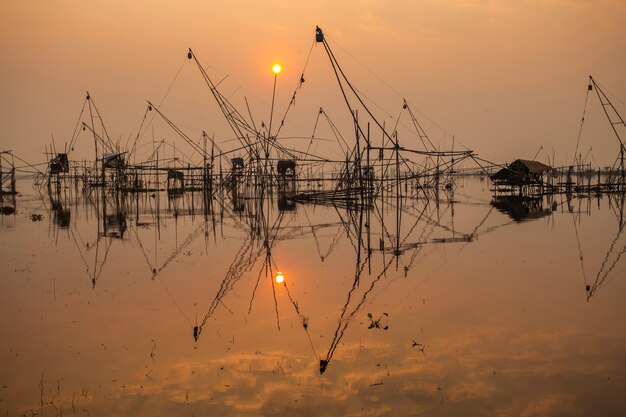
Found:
[490,167,511,181]
[511,159,551,173]
[490,159,551,185]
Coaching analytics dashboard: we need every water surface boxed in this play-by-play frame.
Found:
[1,179,625,416]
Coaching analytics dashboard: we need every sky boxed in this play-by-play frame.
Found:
[1,0,625,168]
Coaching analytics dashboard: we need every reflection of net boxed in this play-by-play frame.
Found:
[196,202,287,338]
[155,224,205,275]
[587,222,626,300]
[303,207,343,261]
[70,229,112,287]
[320,256,393,374]
[197,235,260,338]
[572,213,589,291]
[282,279,318,361]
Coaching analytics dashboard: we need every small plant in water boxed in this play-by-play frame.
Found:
[30,213,43,221]
[412,340,426,355]
[367,312,389,330]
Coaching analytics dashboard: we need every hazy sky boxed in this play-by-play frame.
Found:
[1,0,625,167]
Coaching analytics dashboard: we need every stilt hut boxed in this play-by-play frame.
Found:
[277,159,297,195]
[277,160,296,177]
[491,159,551,195]
[49,153,69,175]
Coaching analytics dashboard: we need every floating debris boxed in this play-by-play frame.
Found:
[411,340,426,355]
[367,312,389,330]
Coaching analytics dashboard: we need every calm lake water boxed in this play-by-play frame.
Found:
[1,178,625,416]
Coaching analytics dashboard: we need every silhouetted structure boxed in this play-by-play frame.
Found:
[491,195,551,221]
[491,159,551,194]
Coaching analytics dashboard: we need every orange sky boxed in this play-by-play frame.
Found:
[1,0,625,167]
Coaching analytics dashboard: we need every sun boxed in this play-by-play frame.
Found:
[272,64,282,74]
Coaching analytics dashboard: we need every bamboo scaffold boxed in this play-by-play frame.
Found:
[27,27,626,215]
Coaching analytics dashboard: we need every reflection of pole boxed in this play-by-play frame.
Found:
[135,179,139,227]
[101,177,107,237]
[395,133,401,264]
[609,183,626,231]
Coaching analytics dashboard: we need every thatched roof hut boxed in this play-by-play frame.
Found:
[491,159,551,186]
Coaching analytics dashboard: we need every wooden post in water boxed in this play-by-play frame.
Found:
[9,151,16,194]
[366,123,371,194]
[203,133,208,211]
[395,132,400,198]
[619,145,624,192]
[100,155,105,191]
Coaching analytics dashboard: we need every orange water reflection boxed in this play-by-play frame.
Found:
[1,179,625,416]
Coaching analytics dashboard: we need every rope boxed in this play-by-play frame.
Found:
[321,256,393,373]
[274,40,316,137]
[134,56,188,156]
[304,109,323,161]
[68,97,88,153]
[282,280,319,360]
[573,84,591,166]
[589,221,626,299]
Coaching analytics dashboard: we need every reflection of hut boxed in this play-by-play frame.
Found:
[278,196,296,212]
[54,207,71,229]
[232,193,244,213]
[103,212,127,238]
[491,195,551,222]
[167,169,185,192]
[491,159,551,194]
[51,200,71,229]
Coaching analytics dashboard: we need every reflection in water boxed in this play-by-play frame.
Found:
[490,195,552,222]
[576,193,626,301]
[1,150,17,217]
[1,178,625,416]
[0,192,16,217]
